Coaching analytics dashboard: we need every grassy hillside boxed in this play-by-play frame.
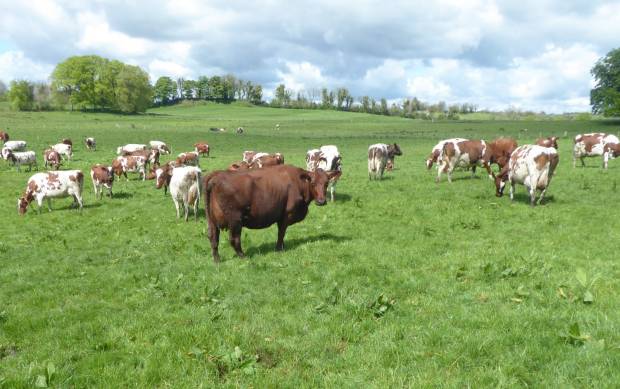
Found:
[0,104,619,387]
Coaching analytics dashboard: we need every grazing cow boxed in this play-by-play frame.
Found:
[5,150,37,172]
[90,164,114,199]
[236,127,244,134]
[536,136,558,149]
[84,137,96,151]
[436,140,493,183]
[426,139,468,170]
[573,133,620,168]
[116,144,147,155]
[251,153,284,168]
[168,166,202,221]
[242,151,268,163]
[204,165,332,262]
[306,145,342,201]
[61,138,73,146]
[486,138,518,170]
[386,143,402,171]
[494,145,559,206]
[2,140,27,154]
[123,148,160,167]
[228,161,251,171]
[44,149,61,170]
[149,140,170,154]
[194,142,210,156]
[176,151,200,167]
[18,170,84,215]
[112,155,147,180]
[154,162,175,195]
[603,142,620,169]
[0,131,9,142]
[368,144,389,180]
[51,143,73,161]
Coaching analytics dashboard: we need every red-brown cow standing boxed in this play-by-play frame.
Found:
[486,138,518,170]
[204,165,332,262]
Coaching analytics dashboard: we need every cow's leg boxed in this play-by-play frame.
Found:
[572,153,577,168]
[108,186,113,198]
[580,156,585,167]
[276,220,288,251]
[207,219,221,263]
[482,162,493,179]
[75,194,83,212]
[538,187,548,205]
[329,182,335,202]
[229,224,245,258]
[509,178,515,201]
[46,198,52,212]
[173,197,181,218]
[471,164,477,176]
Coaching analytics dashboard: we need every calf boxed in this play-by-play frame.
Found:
[573,133,620,168]
[61,138,73,146]
[117,144,147,155]
[494,145,559,206]
[90,164,114,199]
[51,143,73,160]
[154,162,175,195]
[385,143,402,172]
[426,138,468,169]
[603,142,620,169]
[5,150,37,172]
[84,137,96,151]
[437,140,493,183]
[307,145,342,201]
[536,136,558,149]
[112,155,147,181]
[194,142,210,156]
[149,140,170,154]
[176,151,200,167]
[44,149,61,170]
[169,166,202,221]
[204,165,332,262]
[18,170,84,214]
[0,131,9,142]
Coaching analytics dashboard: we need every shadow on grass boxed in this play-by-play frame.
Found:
[332,193,352,202]
[111,192,134,199]
[244,233,351,257]
[509,192,556,206]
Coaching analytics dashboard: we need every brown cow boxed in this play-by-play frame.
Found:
[536,136,558,149]
[90,164,114,199]
[154,162,175,195]
[251,153,284,168]
[44,149,61,170]
[204,165,332,262]
[486,138,518,171]
[194,143,210,156]
[0,131,9,142]
[176,151,200,167]
[228,161,251,171]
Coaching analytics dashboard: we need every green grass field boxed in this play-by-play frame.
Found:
[0,103,619,387]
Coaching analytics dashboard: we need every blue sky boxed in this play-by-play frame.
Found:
[1,0,618,113]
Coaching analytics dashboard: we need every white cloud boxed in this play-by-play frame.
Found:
[0,51,54,82]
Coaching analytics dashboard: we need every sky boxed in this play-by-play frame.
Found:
[0,0,618,113]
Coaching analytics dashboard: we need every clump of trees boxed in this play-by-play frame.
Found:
[153,74,262,106]
[591,48,620,117]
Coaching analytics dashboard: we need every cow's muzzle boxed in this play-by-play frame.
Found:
[315,199,327,206]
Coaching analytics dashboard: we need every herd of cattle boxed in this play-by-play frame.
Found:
[1,128,619,261]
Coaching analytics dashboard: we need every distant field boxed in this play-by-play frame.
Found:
[0,103,619,387]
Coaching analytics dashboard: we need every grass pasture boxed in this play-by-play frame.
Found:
[0,103,619,387]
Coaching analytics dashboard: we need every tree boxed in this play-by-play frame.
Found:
[8,80,34,111]
[183,79,196,100]
[336,88,350,110]
[115,65,152,113]
[154,76,176,104]
[249,84,262,104]
[380,98,389,115]
[51,55,104,110]
[273,84,291,107]
[321,88,334,109]
[591,48,620,116]
[196,76,209,100]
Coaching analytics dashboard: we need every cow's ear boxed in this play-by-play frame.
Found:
[300,171,313,183]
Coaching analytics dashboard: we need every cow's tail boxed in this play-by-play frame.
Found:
[203,173,215,223]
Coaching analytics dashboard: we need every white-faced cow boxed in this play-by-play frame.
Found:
[494,145,559,206]
[204,165,333,262]
[573,133,620,168]
[154,162,176,195]
[436,140,493,183]
[51,143,73,161]
[112,155,147,181]
[168,166,202,221]
[18,170,84,214]
[44,149,61,170]
[90,164,114,199]
[84,137,96,151]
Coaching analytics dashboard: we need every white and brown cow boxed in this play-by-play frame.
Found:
[251,153,284,168]
[123,148,160,167]
[242,151,269,163]
[90,164,114,199]
[51,143,73,161]
[112,155,147,181]
[84,137,96,151]
[306,145,342,201]
[61,138,73,146]
[169,166,202,221]
[573,133,620,168]
[176,151,200,167]
[154,161,175,195]
[368,144,390,180]
[117,144,147,155]
[436,140,493,183]
[44,149,61,170]
[2,140,27,155]
[603,142,620,169]
[426,139,468,170]
[494,145,559,206]
[536,136,558,149]
[5,150,37,172]
[18,170,84,214]
[149,140,170,154]
[194,142,210,156]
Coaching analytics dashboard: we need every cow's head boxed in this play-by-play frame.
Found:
[494,166,509,197]
[302,169,330,206]
[155,165,172,189]
[388,143,402,157]
[608,143,620,158]
[17,188,34,215]
[549,136,559,149]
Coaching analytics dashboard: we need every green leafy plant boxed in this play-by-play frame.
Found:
[559,322,591,346]
[575,268,598,304]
